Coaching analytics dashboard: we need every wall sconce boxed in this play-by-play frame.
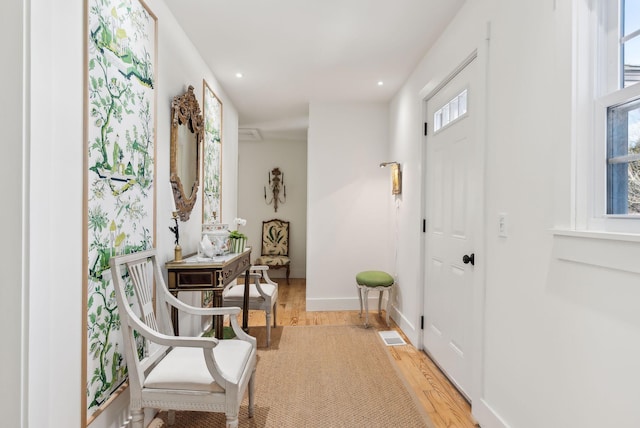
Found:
[264,167,286,212]
[380,161,402,195]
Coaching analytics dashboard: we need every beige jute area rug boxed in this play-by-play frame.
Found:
[154,325,434,428]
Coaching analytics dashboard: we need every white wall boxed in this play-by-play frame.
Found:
[28,1,84,426]
[306,102,392,311]
[390,1,640,427]
[156,1,240,260]
[26,0,240,426]
[238,139,307,279]
[1,1,26,427]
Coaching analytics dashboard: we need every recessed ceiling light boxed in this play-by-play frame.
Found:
[377,81,384,86]
[236,72,244,78]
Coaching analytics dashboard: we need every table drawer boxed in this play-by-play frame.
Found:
[177,271,215,288]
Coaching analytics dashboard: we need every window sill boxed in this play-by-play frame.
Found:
[552,229,640,274]
[552,229,640,243]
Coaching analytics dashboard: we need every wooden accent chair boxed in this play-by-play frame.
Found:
[109,249,256,428]
[254,219,290,284]
[223,266,278,347]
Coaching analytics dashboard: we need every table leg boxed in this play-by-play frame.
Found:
[242,268,250,332]
[213,289,224,339]
[171,292,179,335]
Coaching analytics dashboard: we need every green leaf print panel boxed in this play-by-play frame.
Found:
[203,80,223,224]
[85,0,156,421]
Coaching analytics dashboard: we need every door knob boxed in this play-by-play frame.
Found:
[462,253,475,266]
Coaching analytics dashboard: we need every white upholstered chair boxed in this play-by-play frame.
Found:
[109,249,256,428]
[223,265,278,347]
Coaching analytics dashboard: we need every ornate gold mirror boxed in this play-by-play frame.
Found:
[170,85,203,221]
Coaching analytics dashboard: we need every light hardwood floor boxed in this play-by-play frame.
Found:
[238,278,479,428]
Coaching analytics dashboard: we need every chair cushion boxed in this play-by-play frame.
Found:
[225,283,276,299]
[144,340,253,392]
[254,255,290,266]
[356,271,394,287]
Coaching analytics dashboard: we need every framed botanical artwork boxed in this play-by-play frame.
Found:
[202,80,223,224]
[83,0,157,423]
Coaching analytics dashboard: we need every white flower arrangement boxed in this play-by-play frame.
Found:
[233,217,247,227]
[229,217,248,252]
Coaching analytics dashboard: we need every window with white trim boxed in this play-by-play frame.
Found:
[584,0,640,230]
[605,1,640,216]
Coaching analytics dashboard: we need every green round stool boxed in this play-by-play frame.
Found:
[356,270,395,328]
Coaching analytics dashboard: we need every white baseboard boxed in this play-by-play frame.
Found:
[473,398,510,428]
[389,305,420,346]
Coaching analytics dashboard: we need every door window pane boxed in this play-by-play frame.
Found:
[450,97,459,120]
[459,90,467,115]
[442,104,450,127]
[432,89,468,133]
[434,111,442,131]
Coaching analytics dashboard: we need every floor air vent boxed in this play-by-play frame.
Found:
[378,330,407,346]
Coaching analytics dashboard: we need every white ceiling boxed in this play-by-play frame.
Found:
[165,0,465,141]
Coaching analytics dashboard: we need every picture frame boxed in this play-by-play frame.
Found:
[82,0,157,424]
[202,80,223,224]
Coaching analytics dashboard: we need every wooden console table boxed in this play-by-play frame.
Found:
[165,248,251,338]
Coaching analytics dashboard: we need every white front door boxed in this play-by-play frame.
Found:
[423,58,479,399]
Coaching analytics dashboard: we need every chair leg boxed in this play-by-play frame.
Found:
[130,409,144,428]
[273,303,277,327]
[385,287,392,327]
[226,415,239,428]
[363,288,370,328]
[378,289,384,316]
[286,264,290,284]
[357,287,364,317]
[168,410,176,425]
[265,311,272,347]
[248,368,256,418]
